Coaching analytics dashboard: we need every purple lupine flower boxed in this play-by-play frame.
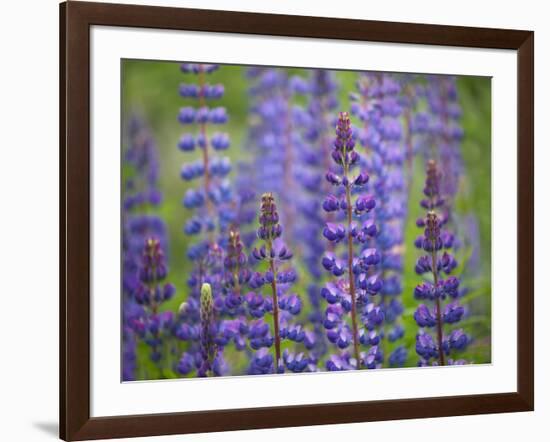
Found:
[250,192,315,374]
[224,229,250,293]
[283,350,310,373]
[175,63,249,377]
[245,68,311,242]
[413,160,468,366]
[398,75,426,189]
[177,63,235,243]
[174,242,233,377]
[293,73,340,366]
[134,238,174,312]
[130,238,176,376]
[233,162,258,248]
[248,348,274,375]
[252,193,288,371]
[326,353,355,371]
[320,112,381,369]
[122,116,168,380]
[425,76,464,205]
[351,72,409,367]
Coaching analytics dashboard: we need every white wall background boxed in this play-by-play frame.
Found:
[0,0,545,440]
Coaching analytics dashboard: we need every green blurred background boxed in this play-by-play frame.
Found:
[122,60,491,374]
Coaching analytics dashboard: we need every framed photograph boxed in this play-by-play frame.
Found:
[60,1,534,440]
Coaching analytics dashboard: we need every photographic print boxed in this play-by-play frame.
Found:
[121,61,491,381]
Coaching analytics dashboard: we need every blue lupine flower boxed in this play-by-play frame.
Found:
[326,353,355,371]
[248,348,274,375]
[283,350,310,373]
[177,62,235,244]
[413,160,468,366]
[414,304,437,328]
[320,112,381,369]
[416,332,438,361]
[122,116,169,380]
[131,238,176,373]
[424,76,465,204]
[389,346,408,367]
[448,329,468,351]
[252,193,313,372]
[350,72,409,368]
[211,132,230,150]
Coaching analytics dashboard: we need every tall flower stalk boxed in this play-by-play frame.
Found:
[321,112,381,369]
[245,68,309,239]
[178,63,233,244]
[122,115,168,380]
[132,238,176,375]
[121,65,486,379]
[292,70,339,361]
[252,193,292,370]
[414,160,467,366]
[351,72,408,367]
[176,63,238,377]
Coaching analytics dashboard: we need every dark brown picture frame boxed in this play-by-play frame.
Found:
[60,1,534,440]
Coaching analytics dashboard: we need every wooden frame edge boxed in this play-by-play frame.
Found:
[516,31,534,411]
[68,392,532,441]
[59,2,67,440]
[60,1,534,440]
[61,1,92,439]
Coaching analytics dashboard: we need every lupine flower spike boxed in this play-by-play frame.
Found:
[414,160,467,366]
[178,63,234,243]
[122,116,167,380]
[132,238,175,375]
[321,112,381,369]
[350,73,408,367]
[256,193,284,370]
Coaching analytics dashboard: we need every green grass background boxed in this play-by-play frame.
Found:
[122,60,491,375]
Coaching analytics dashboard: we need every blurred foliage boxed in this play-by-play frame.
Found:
[122,60,491,372]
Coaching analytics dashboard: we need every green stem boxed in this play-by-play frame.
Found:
[430,246,445,366]
[344,161,361,368]
[268,252,282,372]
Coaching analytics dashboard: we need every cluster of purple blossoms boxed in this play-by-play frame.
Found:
[245,68,310,237]
[233,162,258,248]
[250,193,315,373]
[397,75,426,189]
[175,226,257,377]
[122,117,166,300]
[414,160,468,366]
[122,116,168,381]
[291,70,340,362]
[122,66,485,380]
[423,77,482,282]
[175,191,311,377]
[406,76,464,205]
[175,63,240,377]
[178,63,234,242]
[175,242,233,377]
[320,112,382,369]
[294,70,340,279]
[425,76,465,204]
[127,238,176,375]
[350,73,409,367]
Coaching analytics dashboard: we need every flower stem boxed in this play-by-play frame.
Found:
[345,179,361,368]
[430,247,445,366]
[268,255,282,372]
